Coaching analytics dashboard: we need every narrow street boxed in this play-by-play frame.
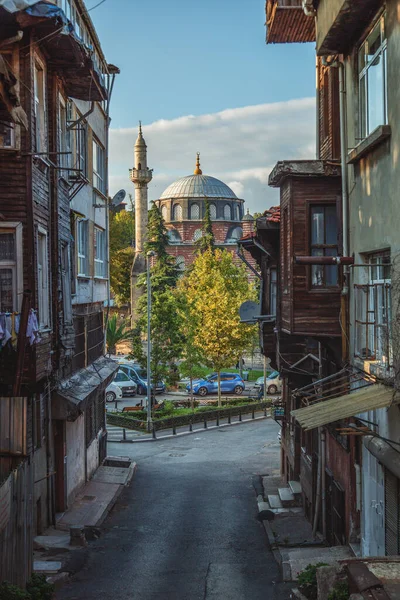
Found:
[57,420,290,600]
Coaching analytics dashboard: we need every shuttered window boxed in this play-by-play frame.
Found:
[385,468,400,555]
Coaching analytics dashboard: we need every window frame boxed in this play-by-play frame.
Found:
[34,57,47,153]
[190,203,200,220]
[209,203,217,219]
[223,204,232,220]
[58,95,70,173]
[37,227,50,329]
[0,49,19,149]
[0,222,23,312]
[309,203,339,289]
[172,204,183,221]
[94,226,107,279]
[358,12,387,139]
[270,267,277,316]
[92,138,105,193]
[77,218,89,277]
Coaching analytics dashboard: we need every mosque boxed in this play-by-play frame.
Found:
[129,125,255,313]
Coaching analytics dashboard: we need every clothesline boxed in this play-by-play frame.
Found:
[0,309,41,350]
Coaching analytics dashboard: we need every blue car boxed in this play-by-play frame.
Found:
[186,373,245,397]
[118,362,166,395]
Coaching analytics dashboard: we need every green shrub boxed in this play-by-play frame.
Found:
[327,582,349,600]
[297,563,329,600]
[26,574,54,600]
[0,582,30,600]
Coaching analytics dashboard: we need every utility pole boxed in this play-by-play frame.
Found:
[146,250,155,432]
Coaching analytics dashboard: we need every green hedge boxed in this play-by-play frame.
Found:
[107,401,271,432]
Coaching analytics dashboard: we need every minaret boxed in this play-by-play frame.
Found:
[129,123,153,323]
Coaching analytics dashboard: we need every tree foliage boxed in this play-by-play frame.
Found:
[179,249,256,405]
[106,314,132,355]
[130,203,183,388]
[195,199,215,254]
[109,204,135,305]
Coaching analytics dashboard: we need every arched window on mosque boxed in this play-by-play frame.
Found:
[193,229,203,242]
[235,205,240,221]
[161,205,168,221]
[168,229,182,243]
[190,203,200,220]
[172,204,182,221]
[209,203,217,219]
[175,255,185,274]
[224,204,231,220]
[225,226,243,244]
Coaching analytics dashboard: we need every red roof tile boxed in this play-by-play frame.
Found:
[263,205,280,223]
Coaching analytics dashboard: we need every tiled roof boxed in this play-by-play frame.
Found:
[238,233,255,241]
[263,206,280,223]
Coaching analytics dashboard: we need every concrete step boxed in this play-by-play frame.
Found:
[283,546,353,581]
[289,480,302,496]
[268,494,283,509]
[278,487,296,507]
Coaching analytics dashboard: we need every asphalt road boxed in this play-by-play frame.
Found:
[57,419,291,600]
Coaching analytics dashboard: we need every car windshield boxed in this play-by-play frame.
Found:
[268,371,279,379]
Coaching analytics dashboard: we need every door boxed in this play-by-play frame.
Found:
[220,375,234,392]
[53,420,67,513]
[208,375,218,393]
[384,468,400,555]
[361,446,385,556]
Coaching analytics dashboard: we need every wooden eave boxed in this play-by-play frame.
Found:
[266,1,315,44]
[268,160,341,188]
[317,0,383,56]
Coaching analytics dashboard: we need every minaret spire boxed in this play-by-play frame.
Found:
[129,123,153,323]
[194,152,202,175]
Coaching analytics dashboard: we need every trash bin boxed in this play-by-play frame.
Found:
[242,370,249,381]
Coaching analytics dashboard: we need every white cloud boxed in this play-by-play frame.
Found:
[109,98,316,213]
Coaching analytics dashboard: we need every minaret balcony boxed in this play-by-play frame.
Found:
[129,167,153,185]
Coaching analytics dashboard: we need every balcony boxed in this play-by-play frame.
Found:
[266,0,315,44]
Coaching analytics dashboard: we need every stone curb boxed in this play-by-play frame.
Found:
[108,414,269,443]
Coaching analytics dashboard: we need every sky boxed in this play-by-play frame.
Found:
[89,0,317,213]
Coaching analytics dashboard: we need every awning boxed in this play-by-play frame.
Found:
[53,356,118,421]
[291,384,400,431]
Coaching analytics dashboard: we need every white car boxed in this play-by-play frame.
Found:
[105,382,123,403]
[112,370,138,397]
[255,371,282,395]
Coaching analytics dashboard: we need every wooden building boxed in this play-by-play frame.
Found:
[0,0,117,586]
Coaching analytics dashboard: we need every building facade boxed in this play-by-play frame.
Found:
[0,0,117,585]
[249,0,399,557]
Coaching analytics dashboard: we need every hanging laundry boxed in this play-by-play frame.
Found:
[26,309,41,345]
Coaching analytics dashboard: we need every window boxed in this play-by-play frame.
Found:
[175,255,185,274]
[93,139,105,193]
[68,103,88,178]
[71,5,82,38]
[168,229,181,243]
[224,204,231,220]
[310,205,338,287]
[34,61,46,152]
[235,205,240,221]
[282,207,289,294]
[193,229,202,242]
[161,205,168,221]
[358,14,387,138]
[172,204,182,221]
[190,203,200,219]
[37,229,50,328]
[270,268,277,316]
[0,225,23,312]
[60,0,71,20]
[58,97,70,171]
[209,203,217,219]
[77,219,89,276]
[94,227,106,278]
[115,371,130,382]
[355,251,391,363]
[61,243,72,324]
[0,52,16,148]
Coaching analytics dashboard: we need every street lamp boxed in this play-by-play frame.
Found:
[146,250,155,432]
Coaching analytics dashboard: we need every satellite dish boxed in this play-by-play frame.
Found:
[239,301,260,323]
[111,189,126,206]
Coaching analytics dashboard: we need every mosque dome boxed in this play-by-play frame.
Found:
[159,153,238,200]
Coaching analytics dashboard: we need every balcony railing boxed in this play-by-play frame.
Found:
[354,283,392,365]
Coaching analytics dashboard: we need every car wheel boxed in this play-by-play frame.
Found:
[106,391,116,403]
[268,384,278,395]
[198,386,208,397]
[137,385,144,395]
[234,385,244,395]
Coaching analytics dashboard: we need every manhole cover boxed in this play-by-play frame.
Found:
[169,453,186,457]
[82,495,96,501]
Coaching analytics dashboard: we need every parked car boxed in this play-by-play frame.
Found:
[186,373,245,396]
[118,362,166,395]
[112,370,137,397]
[105,382,123,403]
[255,371,282,395]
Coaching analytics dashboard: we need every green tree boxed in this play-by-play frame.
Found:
[106,314,132,355]
[195,199,215,254]
[181,249,256,406]
[109,204,135,305]
[130,203,183,391]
